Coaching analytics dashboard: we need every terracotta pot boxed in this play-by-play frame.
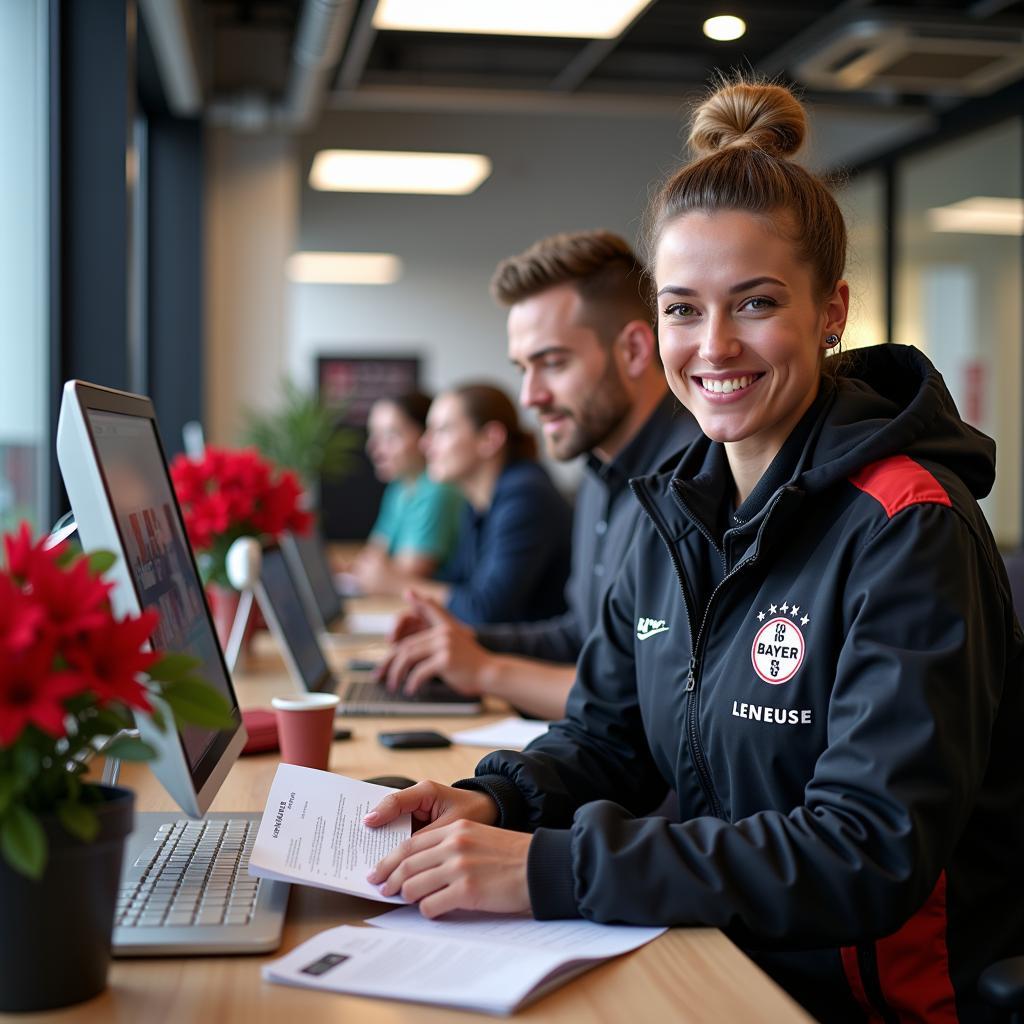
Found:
[0,786,134,1011]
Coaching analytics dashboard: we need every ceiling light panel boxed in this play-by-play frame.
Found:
[309,149,492,195]
[927,197,1024,236]
[287,252,403,285]
[372,0,652,39]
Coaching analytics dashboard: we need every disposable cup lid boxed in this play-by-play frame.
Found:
[271,694,340,712]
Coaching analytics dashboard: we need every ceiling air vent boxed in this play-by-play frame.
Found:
[792,14,1024,96]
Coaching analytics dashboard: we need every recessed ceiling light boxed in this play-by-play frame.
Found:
[703,14,746,42]
[286,252,402,285]
[372,0,652,39]
[309,149,492,195]
[927,196,1024,236]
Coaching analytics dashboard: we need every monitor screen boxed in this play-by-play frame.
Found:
[258,546,333,693]
[86,409,236,772]
[290,530,342,626]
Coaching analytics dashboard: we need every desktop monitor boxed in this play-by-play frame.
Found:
[56,380,246,818]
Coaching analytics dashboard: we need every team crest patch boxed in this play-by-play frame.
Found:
[751,601,808,684]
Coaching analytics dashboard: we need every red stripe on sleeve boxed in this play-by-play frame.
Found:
[841,945,885,1022]
[875,872,959,1022]
[849,455,952,519]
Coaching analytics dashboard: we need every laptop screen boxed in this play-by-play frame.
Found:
[290,531,342,626]
[258,545,334,693]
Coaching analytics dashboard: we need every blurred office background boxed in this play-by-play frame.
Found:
[2,0,1022,546]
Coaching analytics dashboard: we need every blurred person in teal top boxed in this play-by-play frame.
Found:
[349,392,464,592]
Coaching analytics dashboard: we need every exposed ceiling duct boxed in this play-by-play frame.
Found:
[138,0,203,117]
[141,0,355,132]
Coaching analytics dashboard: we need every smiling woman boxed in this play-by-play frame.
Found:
[362,77,1024,1024]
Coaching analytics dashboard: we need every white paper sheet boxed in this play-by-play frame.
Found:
[343,611,398,636]
[367,905,666,956]
[262,918,664,1015]
[450,716,552,750]
[248,764,410,903]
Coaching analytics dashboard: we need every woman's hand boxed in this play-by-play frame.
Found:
[364,779,499,832]
[367,819,532,918]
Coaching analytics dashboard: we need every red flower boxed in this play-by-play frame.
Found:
[0,574,46,652]
[0,643,91,746]
[4,522,61,584]
[29,552,113,638]
[62,609,160,712]
[170,447,311,561]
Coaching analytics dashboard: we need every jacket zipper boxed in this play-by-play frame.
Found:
[634,481,787,822]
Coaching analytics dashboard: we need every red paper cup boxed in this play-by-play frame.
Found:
[271,694,340,770]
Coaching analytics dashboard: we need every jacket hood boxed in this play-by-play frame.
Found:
[801,344,995,500]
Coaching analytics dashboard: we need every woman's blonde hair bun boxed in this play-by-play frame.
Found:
[688,80,807,160]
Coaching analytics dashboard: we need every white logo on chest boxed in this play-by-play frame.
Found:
[751,601,808,684]
[636,616,669,641]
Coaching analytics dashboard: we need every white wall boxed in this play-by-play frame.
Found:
[204,127,299,445]
[286,103,929,402]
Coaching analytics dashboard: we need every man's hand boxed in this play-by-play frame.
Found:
[379,591,493,696]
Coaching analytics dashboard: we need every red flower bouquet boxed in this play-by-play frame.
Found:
[170,447,313,587]
[0,524,234,879]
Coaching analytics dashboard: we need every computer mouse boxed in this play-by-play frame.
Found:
[363,775,417,790]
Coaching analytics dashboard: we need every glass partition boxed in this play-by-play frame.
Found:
[896,119,1022,549]
[838,171,887,350]
[0,0,49,533]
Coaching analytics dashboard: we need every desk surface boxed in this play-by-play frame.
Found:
[7,627,813,1024]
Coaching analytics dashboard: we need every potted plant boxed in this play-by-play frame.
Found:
[0,523,235,1012]
[242,377,359,497]
[169,446,313,647]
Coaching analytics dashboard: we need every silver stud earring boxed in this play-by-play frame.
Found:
[824,334,841,348]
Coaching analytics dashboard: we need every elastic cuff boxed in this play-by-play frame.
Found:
[452,774,530,831]
[527,828,579,920]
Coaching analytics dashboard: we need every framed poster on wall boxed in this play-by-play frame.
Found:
[316,354,421,540]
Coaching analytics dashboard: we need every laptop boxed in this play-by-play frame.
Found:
[256,545,482,716]
[280,528,345,632]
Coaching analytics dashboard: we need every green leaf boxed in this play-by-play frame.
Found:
[147,704,167,733]
[104,736,157,762]
[86,550,118,576]
[13,744,40,780]
[1,804,46,880]
[0,773,17,815]
[148,653,201,682]
[56,801,99,844]
[163,678,236,731]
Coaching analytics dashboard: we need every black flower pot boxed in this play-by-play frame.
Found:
[0,785,134,1012]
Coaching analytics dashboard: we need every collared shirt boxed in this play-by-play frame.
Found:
[476,392,700,662]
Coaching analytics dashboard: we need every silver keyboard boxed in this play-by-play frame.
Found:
[113,812,288,956]
[117,818,258,928]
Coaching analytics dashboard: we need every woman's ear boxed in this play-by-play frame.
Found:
[822,280,850,341]
[477,420,509,460]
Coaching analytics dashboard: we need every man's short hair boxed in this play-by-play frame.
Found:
[490,230,652,345]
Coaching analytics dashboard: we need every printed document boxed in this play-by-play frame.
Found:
[248,764,410,903]
[262,910,665,1015]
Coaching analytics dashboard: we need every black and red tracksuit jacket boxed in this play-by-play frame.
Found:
[459,345,1024,1023]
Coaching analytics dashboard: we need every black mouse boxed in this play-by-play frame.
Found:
[363,775,417,790]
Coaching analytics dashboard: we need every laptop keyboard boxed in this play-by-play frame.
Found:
[343,679,471,705]
[117,819,260,929]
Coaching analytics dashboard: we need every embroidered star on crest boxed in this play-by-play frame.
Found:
[757,611,765,622]
[769,604,777,614]
[781,602,789,613]
[801,615,810,626]
[790,605,800,617]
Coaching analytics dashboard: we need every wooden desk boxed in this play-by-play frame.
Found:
[7,641,813,1024]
